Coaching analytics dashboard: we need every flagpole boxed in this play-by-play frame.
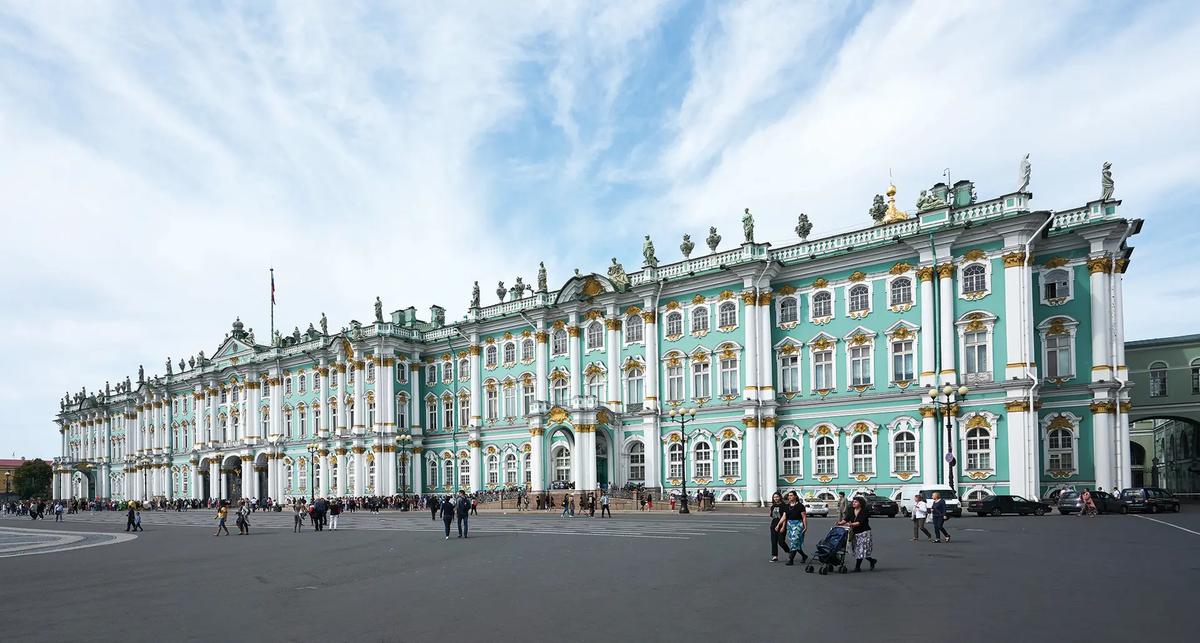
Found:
[270,268,275,343]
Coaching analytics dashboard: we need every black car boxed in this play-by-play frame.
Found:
[1057,490,1126,515]
[968,494,1052,516]
[858,494,899,518]
[1120,488,1181,513]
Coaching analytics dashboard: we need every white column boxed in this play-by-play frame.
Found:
[643,311,659,412]
[938,263,957,384]
[568,317,582,399]
[1002,251,1033,380]
[744,416,760,505]
[606,315,622,410]
[354,449,367,495]
[921,408,938,485]
[1092,403,1114,492]
[742,291,759,401]
[469,341,482,428]
[353,360,366,435]
[762,419,777,504]
[530,427,545,492]
[319,363,331,435]
[209,385,219,444]
[643,416,661,490]
[535,328,549,403]
[1089,255,1114,381]
[919,267,936,387]
[335,450,348,496]
[1115,260,1132,489]
[241,457,252,499]
[469,439,482,492]
[408,363,422,437]
[758,291,774,400]
[336,364,349,436]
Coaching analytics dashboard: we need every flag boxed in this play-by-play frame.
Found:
[271,269,276,305]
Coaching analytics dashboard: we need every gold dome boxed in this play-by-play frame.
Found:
[886,184,897,197]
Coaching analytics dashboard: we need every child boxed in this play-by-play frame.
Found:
[134,508,144,532]
[214,504,230,536]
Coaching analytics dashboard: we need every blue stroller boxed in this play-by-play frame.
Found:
[806,524,850,575]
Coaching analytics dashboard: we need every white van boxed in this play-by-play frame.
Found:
[898,484,962,517]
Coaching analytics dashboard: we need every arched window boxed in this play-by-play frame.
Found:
[551,375,569,405]
[1047,428,1074,470]
[485,345,498,368]
[782,438,801,476]
[815,436,835,475]
[849,285,870,312]
[893,431,916,473]
[625,366,644,405]
[625,314,644,343]
[426,399,437,430]
[426,365,437,385]
[966,428,992,471]
[667,442,684,478]
[503,342,516,364]
[691,307,709,333]
[812,291,832,318]
[966,489,990,501]
[1149,361,1168,397]
[779,297,798,323]
[890,278,912,306]
[628,442,645,482]
[850,434,874,474]
[459,358,469,380]
[366,362,376,383]
[427,457,438,488]
[258,411,268,439]
[694,442,712,478]
[367,399,376,427]
[443,458,453,489]
[586,370,605,400]
[666,312,683,337]
[459,457,470,491]
[552,329,568,356]
[1043,269,1070,300]
[487,454,499,485]
[718,302,737,328]
[962,264,987,294]
[521,338,534,362]
[553,446,572,482]
[586,321,604,350]
[721,440,740,477]
[524,452,532,486]
[283,458,294,495]
[396,396,406,429]
[442,361,452,382]
[505,453,518,485]
[284,376,292,395]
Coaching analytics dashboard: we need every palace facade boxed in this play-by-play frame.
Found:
[53,169,1142,504]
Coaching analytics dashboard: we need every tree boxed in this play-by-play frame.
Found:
[14,459,52,499]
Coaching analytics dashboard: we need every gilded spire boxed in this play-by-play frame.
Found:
[882,182,909,224]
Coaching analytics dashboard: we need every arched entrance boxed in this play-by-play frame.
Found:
[595,430,611,489]
[198,458,213,502]
[71,468,92,500]
[254,453,269,501]
[547,425,576,489]
[222,455,242,501]
[1131,416,1200,492]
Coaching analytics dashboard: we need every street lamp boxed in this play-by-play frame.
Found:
[4,471,10,498]
[306,443,319,501]
[927,383,969,493]
[396,434,413,507]
[668,407,698,514]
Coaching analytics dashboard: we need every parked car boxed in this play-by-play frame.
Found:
[969,494,1052,516]
[898,485,962,517]
[1120,488,1181,513]
[858,494,899,517]
[805,500,829,517]
[1057,490,1126,515]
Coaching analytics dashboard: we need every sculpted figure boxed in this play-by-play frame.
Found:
[608,258,630,291]
[537,262,548,292]
[742,208,754,243]
[497,281,507,302]
[680,234,695,259]
[375,297,384,323]
[471,281,480,308]
[1101,161,1114,201]
[795,213,812,240]
[320,312,328,335]
[706,226,721,253]
[1018,153,1031,193]
[642,236,658,268]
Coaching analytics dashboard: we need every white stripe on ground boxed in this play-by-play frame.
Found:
[1133,515,1200,536]
[0,527,136,558]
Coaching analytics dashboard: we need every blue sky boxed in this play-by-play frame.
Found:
[2,0,1198,458]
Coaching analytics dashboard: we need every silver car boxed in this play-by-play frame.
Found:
[805,501,829,517]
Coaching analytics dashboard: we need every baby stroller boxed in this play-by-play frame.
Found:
[806,524,850,575]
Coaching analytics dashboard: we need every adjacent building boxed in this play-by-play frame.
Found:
[1127,334,1200,492]
[53,167,1142,504]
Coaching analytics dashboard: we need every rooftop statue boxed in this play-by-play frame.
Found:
[915,189,944,211]
[320,313,328,335]
[165,357,173,375]
[188,356,195,369]
[742,208,755,243]
[706,226,721,253]
[680,234,694,259]
[178,358,185,372]
[246,328,255,344]
[496,281,506,302]
[125,375,131,389]
[273,329,282,347]
[642,235,658,268]
[138,365,145,383]
[471,281,480,308]
[608,258,630,292]
[375,297,384,323]
[510,277,528,301]
[881,184,909,224]
[795,213,812,241]
[537,262,548,292]
[1101,161,1114,201]
[869,194,887,223]
[1018,153,1031,193]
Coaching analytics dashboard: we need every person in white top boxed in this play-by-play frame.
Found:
[912,494,933,542]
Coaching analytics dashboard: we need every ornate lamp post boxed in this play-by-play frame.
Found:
[668,407,697,514]
[926,383,969,493]
[306,442,319,501]
[396,433,413,504]
[4,471,10,498]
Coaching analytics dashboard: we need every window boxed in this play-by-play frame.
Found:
[782,438,802,476]
[586,371,605,400]
[814,350,833,390]
[1045,334,1073,379]
[485,345,498,368]
[625,315,644,343]
[586,322,603,350]
[503,342,516,364]
[893,431,916,473]
[718,302,737,328]
[719,355,738,397]
[552,329,568,356]
[851,434,874,474]
[298,407,307,438]
[426,366,436,385]
[779,298,798,324]
[442,398,454,430]
[442,459,453,489]
[694,442,712,478]
[367,400,376,427]
[459,458,470,490]
[850,345,872,386]
[1192,359,1200,394]
[691,360,711,399]
[485,387,498,420]
[812,292,832,318]
[780,354,801,393]
[890,278,912,306]
[964,331,988,374]
[614,441,641,484]
[314,372,322,390]
[503,385,516,418]
[551,376,569,405]
[260,411,268,438]
[298,374,306,394]
[1048,428,1074,470]
[397,366,406,384]
[667,442,683,478]
[521,338,534,362]
[524,453,532,486]
[892,339,914,382]
[1150,362,1168,397]
[347,368,355,385]
[522,380,535,414]
[505,453,517,485]
[667,361,684,402]
[426,400,437,429]
[966,428,992,470]
[458,396,469,427]
[962,264,986,294]
[396,397,406,429]
[428,458,438,488]
[442,362,452,382]
[691,307,709,333]
[625,367,644,405]
[815,436,835,475]
[459,358,469,380]
[366,362,375,383]
[553,446,571,482]
[720,439,740,477]
[487,454,499,485]
[666,312,683,337]
[849,285,870,312]
[1043,269,1070,300]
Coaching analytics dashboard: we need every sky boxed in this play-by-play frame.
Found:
[2,0,1198,459]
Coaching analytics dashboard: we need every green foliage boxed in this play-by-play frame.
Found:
[14,459,52,499]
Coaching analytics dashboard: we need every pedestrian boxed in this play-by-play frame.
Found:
[561,494,571,518]
[236,501,251,535]
[214,503,230,536]
[776,491,809,566]
[330,500,341,530]
[293,504,305,533]
[600,492,611,517]
[839,496,876,572]
[588,493,596,518]
[134,507,144,531]
[912,493,933,542]
[455,491,471,538]
[126,503,137,532]
[441,495,455,540]
[836,492,847,519]
[768,492,788,562]
[54,502,64,522]
[1081,489,1097,517]
[646,494,653,511]
[670,494,676,511]
[431,496,440,521]
[930,492,951,543]
[470,495,478,516]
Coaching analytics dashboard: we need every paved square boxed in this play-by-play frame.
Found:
[2,509,1196,642]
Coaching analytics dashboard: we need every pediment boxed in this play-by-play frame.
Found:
[213,337,255,360]
[554,273,619,305]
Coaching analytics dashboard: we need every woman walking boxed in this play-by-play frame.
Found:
[293,503,305,533]
[930,492,951,542]
[214,503,230,536]
[911,493,933,542]
[768,492,787,562]
[839,496,877,572]
[776,491,808,566]
[441,495,455,540]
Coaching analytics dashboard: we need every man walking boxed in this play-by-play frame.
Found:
[456,490,471,538]
[600,492,611,517]
[431,495,440,521]
[441,495,455,540]
[930,492,951,543]
[125,503,137,532]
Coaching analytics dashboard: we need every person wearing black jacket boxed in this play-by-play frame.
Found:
[441,496,455,540]
[455,491,471,538]
[768,492,787,562]
[125,504,137,532]
[775,491,809,566]
[839,496,877,572]
[431,495,440,521]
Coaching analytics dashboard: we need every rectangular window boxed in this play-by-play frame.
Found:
[458,397,469,427]
[813,350,833,390]
[443,400,454,430]
[485,389,498,420]
[1192,367,1199,395]
[1150,369,1168,397]
[719,357,738,397]
[503,386,516,418]
[1045,335,1073,379]
[781,355,800,393]
[850,345,872,386]
[892,340,914,382]
[964,331,988,374]
[691,361,710,399]
[667,364,684,402]
[522,382,535,415]
[626,371,644,405]
[426,402,437,429]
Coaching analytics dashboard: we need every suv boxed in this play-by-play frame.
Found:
[858,494,899,517]
[1120,488,1181,514]
[1057,490,1126,515]
[969,494,1051,516]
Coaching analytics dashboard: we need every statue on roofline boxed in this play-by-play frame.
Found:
[470,281,480,309]
[706,227,721,253]
[537,262,548,292]
[742,208,755,243]
[608,258,630,292]
[680,234,694,259]
[1018,153,1031,193]
[1101,161,1114,201]
[642,236,658,268]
